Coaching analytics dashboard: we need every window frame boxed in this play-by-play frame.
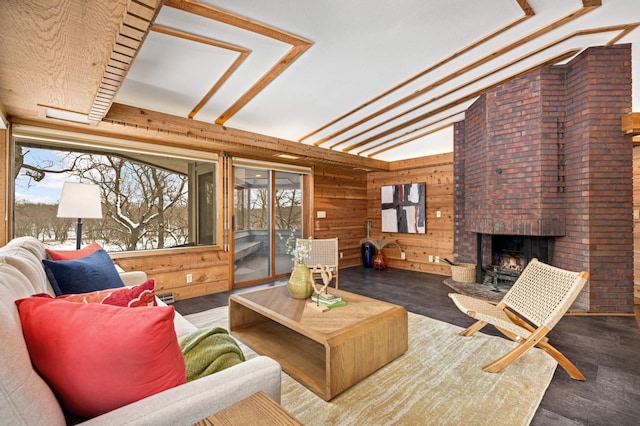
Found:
[11,124,223,253]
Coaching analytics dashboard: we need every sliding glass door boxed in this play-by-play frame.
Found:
[274,171,303,275]
[233,167,270,283]
[233,167,303,286]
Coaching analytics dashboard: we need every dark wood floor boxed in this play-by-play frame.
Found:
[173,266,640,426]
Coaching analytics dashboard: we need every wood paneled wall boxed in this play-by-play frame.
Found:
[6,122,638,302]
[110,163,370,301]
[1,109,635,303]
[110,247,231,300]
[0,136,454,301]
[312,165,368,268]
[366,155,454,276]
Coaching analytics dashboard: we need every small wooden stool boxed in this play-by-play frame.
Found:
[193,391,301,426]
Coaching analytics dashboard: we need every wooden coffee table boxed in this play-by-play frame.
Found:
[229,285,408,401]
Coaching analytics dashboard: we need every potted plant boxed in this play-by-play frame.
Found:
[359,236,401,270]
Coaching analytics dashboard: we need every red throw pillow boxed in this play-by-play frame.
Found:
[46,242,102,260]
[15,297,186,419]
[60,279,157,307]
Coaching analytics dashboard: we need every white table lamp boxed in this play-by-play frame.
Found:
[57,182,103,249]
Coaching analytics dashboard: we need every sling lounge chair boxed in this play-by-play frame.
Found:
[449,258,589,380]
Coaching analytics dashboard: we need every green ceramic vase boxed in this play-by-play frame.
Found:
[287,264,313,299]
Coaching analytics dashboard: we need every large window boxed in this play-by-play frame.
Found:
[12,127,218,252]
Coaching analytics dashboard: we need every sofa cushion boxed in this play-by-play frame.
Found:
[35,278,157,307]
[63,278,157,307]
[15,297,187,419]
[3,236,49,264]
[0,237,53,296]
[45,241,102,260]
[42,249,125,296]
[0,264,66,426]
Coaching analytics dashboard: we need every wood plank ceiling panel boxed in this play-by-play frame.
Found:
[88,0,164,122]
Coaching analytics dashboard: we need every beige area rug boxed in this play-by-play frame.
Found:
[185,307,556,426]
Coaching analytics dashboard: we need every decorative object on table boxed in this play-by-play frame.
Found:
[307,264,336,312]
[311,292,346,309]
[361,220,375,268]
[311,264,332,295]
[359,236,401,270]
[381,183,426,234]
[288,264,313,299]
[56,182,103,250]
[286,236,314,299]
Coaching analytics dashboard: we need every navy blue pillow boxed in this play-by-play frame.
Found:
[43,249,125,296]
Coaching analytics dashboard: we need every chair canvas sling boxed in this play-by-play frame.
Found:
[297,238,339,289]
[449,258,589,380]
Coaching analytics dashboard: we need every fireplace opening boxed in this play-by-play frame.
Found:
[479,235,552,290]
[492,234,550,270]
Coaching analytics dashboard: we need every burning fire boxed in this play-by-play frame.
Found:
[501,255,523,272]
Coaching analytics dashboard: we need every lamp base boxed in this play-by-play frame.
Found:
[75,218,83,250]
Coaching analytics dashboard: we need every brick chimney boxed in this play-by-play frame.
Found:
[454,45,633,314]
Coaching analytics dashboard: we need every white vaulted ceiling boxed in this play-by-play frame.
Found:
[1,0,639,162]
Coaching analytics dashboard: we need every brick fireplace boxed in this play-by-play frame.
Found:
[453,45,634,314]
[477,234,552,287]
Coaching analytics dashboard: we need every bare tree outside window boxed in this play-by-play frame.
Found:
[275,187,302,230]
[13,143,201,251]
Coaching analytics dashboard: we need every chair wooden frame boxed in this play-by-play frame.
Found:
[449,258,589,380]
[297,238,339,289]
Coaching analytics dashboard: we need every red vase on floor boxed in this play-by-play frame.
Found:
[372,252,388,270]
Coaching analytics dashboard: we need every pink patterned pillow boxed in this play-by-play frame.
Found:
[34,279,157,307]
[61,278,157,307]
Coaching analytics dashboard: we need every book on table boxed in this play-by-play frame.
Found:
[314,293,341,302]
[312,293,345,307]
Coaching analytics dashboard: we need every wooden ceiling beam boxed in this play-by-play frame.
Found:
[163,0,312,125]
[622,112,640,136]
[302,0,537,145]
[88,0,164,122]
[337,24,634,155]
[366,124,453,158]
[349,49,580,150]
[150,24,252,119]
[306,0,601,149]
[97,104,390,170]
[387,152,454,172]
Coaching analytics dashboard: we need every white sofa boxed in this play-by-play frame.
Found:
[0,236,282,425]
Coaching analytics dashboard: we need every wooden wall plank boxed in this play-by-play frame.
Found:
[312,165,368,268]
[111,247,231,301]
[366,162,454,275]
[2,116,456,300]
[108,156,456,299]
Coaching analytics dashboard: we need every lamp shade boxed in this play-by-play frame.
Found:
[57,182,103,219]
